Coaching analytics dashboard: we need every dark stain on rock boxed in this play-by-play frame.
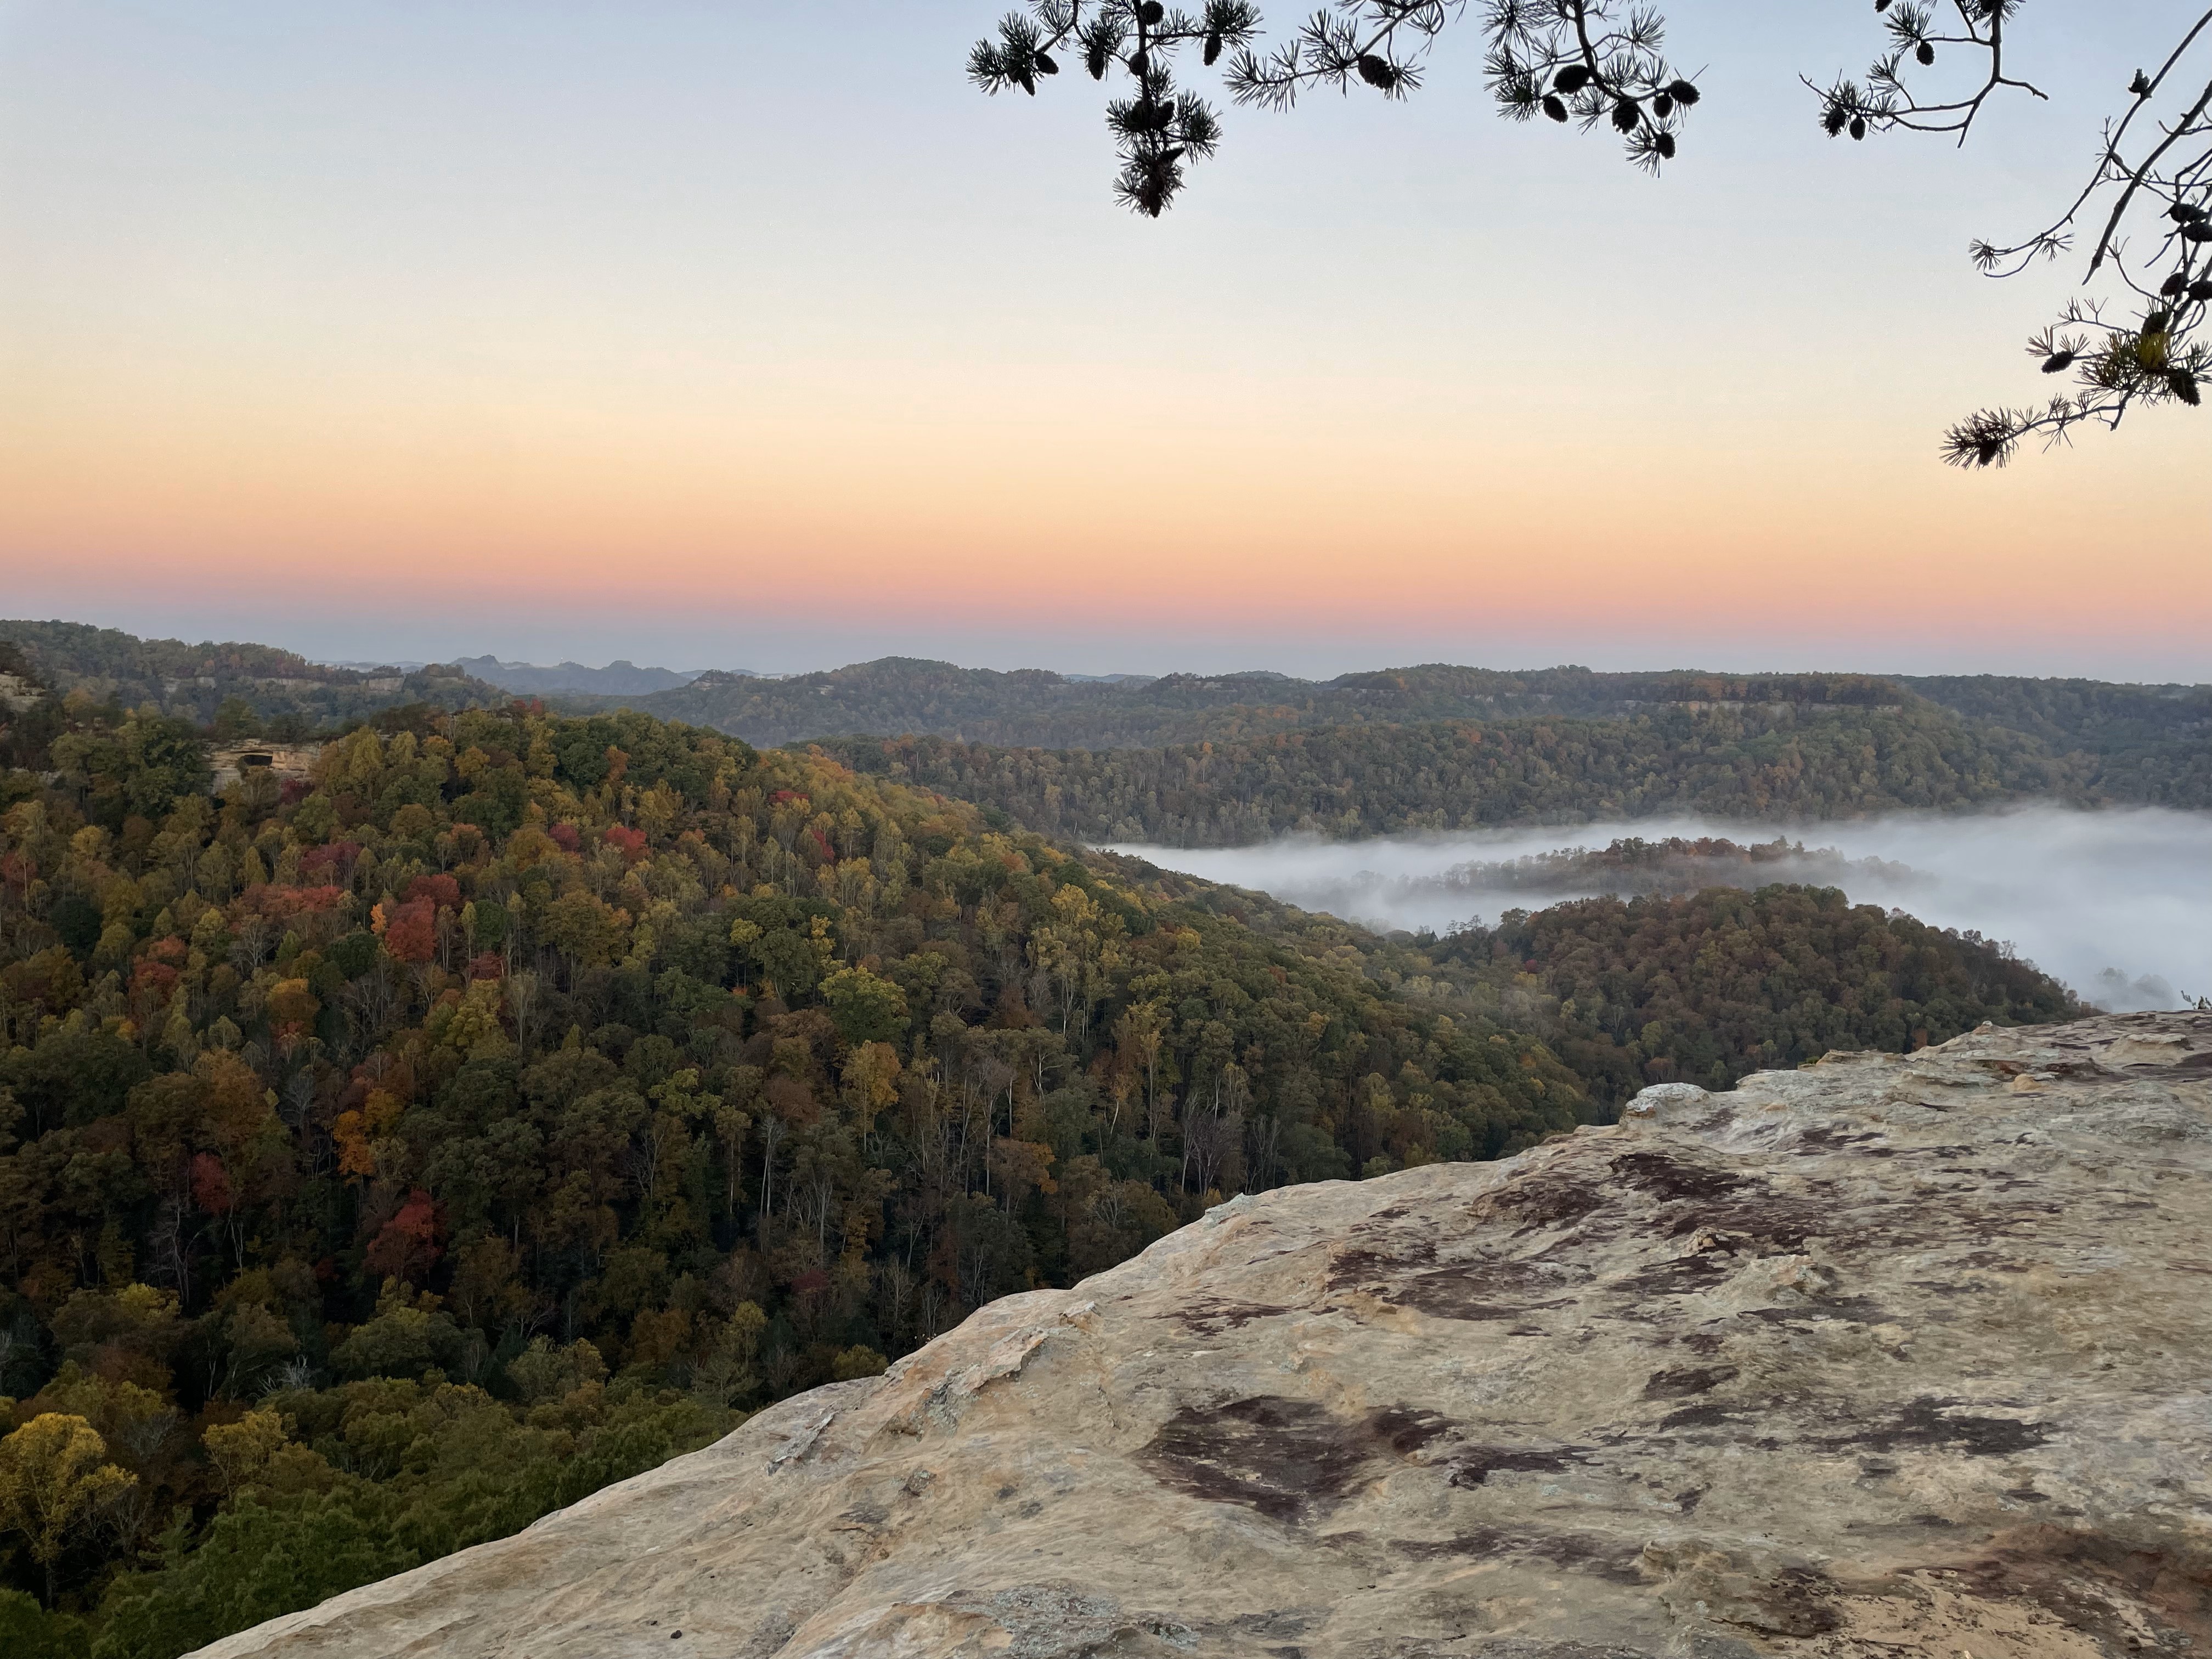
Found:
[1614,1253,1737,1296]
[1442,1445,1584,1488]
[1916,1524,2212,1649]
[1739,1293,1891,1327]
[1791,1124,1891,1154]
[1743,1567,1843,1637]
[1324,1234,1437,1291]
[1379,1259,1581,1322]
[1141,1397,1366,1520]
[1675,1196,1823,1253]
[1138,1397,1454,1521]
[1393,1525,1645,1585]
[1658,1402,1743,1431]
[1644,1365,1740,1400]
[1469,1173,1612,1237]
[1822,1396,2049,1457]
[1367,1407,1454,1457]
[1172,1298,1292,1336]
[1612,1151,1749,1205]
[1607,1153,1834,1257]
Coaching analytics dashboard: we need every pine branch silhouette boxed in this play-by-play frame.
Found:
[969,0,2212,464]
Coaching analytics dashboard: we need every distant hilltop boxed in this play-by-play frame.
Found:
[447,656,763,696]
[0,619,500,727]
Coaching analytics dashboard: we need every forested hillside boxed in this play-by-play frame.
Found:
[1418,835,1918,900]
[1898,674,2212,806]
[0,622,500,739]
[1403,884,2082,1109]
[0,680,1588,1655]
[611,659,1932,751]
[814,703,2071,845]
[13,625,2207,819]
[601,660,2210,812]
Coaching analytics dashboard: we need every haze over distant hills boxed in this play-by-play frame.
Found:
[449,655,733,696]
[454,657,1162,699]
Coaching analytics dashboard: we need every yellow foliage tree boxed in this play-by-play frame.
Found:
[202,1408,290,1496]
[0,1413,136,1600]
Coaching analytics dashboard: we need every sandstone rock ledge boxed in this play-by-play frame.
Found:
[195,1012,2212,1659]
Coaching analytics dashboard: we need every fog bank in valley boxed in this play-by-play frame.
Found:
[1111,806,2212,1014]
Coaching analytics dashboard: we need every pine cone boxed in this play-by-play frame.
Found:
[1356,55,1399,90]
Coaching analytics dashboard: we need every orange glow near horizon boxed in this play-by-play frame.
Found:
[7,362,2204,655]
[3,5,2207,676]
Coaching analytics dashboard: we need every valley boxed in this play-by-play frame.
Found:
[0,623,2202,1656]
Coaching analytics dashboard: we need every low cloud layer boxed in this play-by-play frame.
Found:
[1112,806,2212,1013]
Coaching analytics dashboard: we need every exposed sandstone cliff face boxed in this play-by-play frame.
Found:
[195,1012,2212,1659]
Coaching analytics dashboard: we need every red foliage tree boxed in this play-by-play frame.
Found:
[364,1189,443,1283]
[300,840,362,883]
[190,1153,235,1217]
[407,872,462,912]
[381,898,437,964]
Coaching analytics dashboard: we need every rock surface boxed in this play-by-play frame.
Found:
[195,1012,2212,1659]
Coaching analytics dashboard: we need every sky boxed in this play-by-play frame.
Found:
[1,2,2205,681]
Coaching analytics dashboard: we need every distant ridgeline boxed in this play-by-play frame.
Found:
[9,627,2207,824]
[810,704,2072,845]
[451,656,713,698]
[0,622,502,739]
[580,662,1932,749]
[570,659,2208,821]
[1894,673,2212,806]
[0,671,2084,1656]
